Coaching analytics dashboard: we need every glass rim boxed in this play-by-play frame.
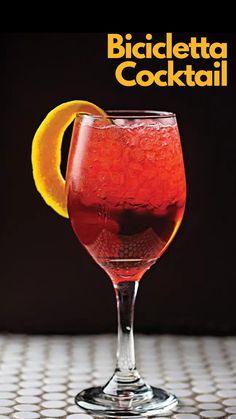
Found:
[76,110,176,119]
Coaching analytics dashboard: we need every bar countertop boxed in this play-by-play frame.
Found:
[0,334,235,418]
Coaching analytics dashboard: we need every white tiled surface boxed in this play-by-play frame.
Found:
[0,335,235,418]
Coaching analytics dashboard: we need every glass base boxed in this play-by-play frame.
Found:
[75,385,178,417]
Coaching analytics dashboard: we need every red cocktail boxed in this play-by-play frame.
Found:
[67,113,186,283]
[66,111,186,416]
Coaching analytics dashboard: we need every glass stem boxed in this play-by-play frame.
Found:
[114,281,139,376]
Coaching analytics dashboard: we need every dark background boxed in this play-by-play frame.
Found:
[1,32,236,335]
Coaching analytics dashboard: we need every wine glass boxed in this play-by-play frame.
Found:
[66,110,186,416]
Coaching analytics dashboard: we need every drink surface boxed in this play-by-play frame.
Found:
[66,117,186,282]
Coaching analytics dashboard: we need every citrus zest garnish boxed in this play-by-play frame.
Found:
[31,100,106,218]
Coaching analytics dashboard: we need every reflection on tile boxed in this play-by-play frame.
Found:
[175,406,198,413]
